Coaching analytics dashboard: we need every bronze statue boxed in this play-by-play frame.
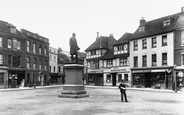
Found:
[69,33,80,62]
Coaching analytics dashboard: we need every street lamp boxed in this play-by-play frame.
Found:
[173,65,177,93]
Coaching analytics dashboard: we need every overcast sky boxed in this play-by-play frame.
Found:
[1,0,184,52]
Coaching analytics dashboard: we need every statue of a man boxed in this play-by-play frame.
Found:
[69,33,80,62]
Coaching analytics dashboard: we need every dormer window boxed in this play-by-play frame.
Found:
[163,19,170,26]
[139,26,145,33]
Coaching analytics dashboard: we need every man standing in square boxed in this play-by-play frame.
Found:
[119,79,128,102]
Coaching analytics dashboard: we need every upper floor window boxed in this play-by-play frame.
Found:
[142,55,147,67]
[162,53,167,65]
[49,54,52,61]
[33,43,36,53]
[39,59,42,69]
[13,55,20,67]
[106,60,113,67]
[27,41,30,52]
[8,39,12,49]
[134,41,138,51]
[27,57,30,68]
[0,37,2,48]
[39,45,42,54]
[10,27,16,34]
[163,19,170,26]
[181,31,184,46]
[152,37,157,48]
[44,47,47,55]
[54,55,56,62]
[152,54,157,66]
[139,26,145,32]
[120,57,128,66]
[91,50,96,55]
[134,56,138,67]
[0,54,3,64]
[162,35,167,46]
[33,58,36,69]
[45,60,47,70]
[17,41,21,50]
[142,39,147,49]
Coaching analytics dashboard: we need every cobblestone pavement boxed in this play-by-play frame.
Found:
[0,86,184,115]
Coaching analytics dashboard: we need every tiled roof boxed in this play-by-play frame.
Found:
[0,20,26,37]
[85,35,116,51]
[130,12,184,40]
[113,33,132,46]
[101,48,114,59]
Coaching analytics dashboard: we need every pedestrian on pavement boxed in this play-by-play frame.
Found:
[119,79,128,102]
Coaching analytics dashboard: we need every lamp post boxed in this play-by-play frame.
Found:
[174,65,177,93]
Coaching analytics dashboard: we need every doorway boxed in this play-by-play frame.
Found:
[111,73,117,86]
[145,73,151,87]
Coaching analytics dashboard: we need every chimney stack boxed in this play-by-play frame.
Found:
[140,17,146,26]
[96,32,99,40]
[181,6,184,12]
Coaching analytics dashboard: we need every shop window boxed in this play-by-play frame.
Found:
[162,53,167,65]
[0,54,3,64]
[152,54,157,66]
[118,74,122,82]
[106,74,111,82]
[152,37,157,48]
[0,73,4,84]
[124,74,128,82]
[142,55,147,67]
[162,35,167,46]
[134,41,138,51]
[142,39,147,49]
[134,56,138,67]
[133,74,145,85]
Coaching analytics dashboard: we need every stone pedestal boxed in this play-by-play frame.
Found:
[58,63,89,98]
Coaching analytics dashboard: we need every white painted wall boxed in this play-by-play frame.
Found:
[130,32,174,68]
[49,47,58,73]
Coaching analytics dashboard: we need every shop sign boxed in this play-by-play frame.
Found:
[151,69,165,72]
[89,70,103,73]
[9,67,25,70]
[111,69,126,72]
[132,70,151,73]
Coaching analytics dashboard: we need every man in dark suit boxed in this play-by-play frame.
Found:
[69,33,80,62]
[119,79,128,102]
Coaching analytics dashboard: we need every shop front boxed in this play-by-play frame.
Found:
[174,66,184,91]
[0,66,8,89]
[8,70,26,88]
[132,67,173,89]
[87,69,103,86]
[104,67,130,86]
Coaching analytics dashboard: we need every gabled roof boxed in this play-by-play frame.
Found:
[0,20,26,38]
[130,12,184,40]
[113,33,132,46]
[85,35,116,51]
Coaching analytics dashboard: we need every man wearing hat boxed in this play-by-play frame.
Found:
[119,79,128,102]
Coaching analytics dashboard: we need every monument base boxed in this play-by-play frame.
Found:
[58,85,89,98]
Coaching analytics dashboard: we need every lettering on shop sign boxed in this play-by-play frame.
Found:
[111,69,126,72]
[89,70,103,73]
[9,67,25,70]
[132,70,151,73]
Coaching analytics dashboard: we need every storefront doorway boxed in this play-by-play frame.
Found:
[111,73,117,86]
[145,73,151,87]
[8,71,25,88]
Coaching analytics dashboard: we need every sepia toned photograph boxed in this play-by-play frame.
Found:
[0,0,184,115]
